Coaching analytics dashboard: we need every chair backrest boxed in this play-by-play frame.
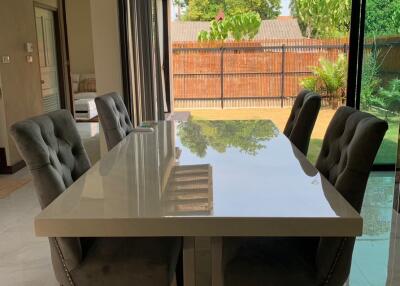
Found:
[10,110,91,285]
[284,90,321,155]
[95,92,134,150]
[314,106,388,285]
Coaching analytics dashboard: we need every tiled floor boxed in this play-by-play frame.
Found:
[0,167,398,285]
[0,122,100,286]
[0,169,57,286]
[76,122,99,139]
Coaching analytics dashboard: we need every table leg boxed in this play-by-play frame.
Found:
[184,237,196,286]
[211,237,223,286]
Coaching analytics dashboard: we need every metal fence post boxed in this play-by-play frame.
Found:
[221,47,224,109]
[280,45,286,108]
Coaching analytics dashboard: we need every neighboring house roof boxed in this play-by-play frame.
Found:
[171,18,304,42]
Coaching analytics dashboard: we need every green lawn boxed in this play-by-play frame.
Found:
[307,139,323,164]
[307,109,399,165]
[369,109,399,164]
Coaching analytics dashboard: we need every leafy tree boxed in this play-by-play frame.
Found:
[197,12,261,42]
[365,0,400,36]
[183,0,280,21]
[177,119,278,158]
[182,0,220,21]
[223,0,281,20]
[198,19,230,42]
[290,0,351,38]
[301,54,348,108]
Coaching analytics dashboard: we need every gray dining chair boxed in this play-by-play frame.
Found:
[222,106,388,286]
[283,90,322,155]
[95,92,134,151]
[10,110,182,286]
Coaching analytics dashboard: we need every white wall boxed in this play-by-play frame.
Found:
[65,0,95,75]
[0,0,57,165]
[90,0,123,96]
[89,0,123,156]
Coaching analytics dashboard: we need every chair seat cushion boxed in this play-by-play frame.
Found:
[71,237,181,286]
[223,237,319,286]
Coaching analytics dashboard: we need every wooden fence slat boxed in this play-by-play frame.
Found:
[172,38,400,107]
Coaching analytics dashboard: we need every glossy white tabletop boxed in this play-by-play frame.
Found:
[35,120,362,237]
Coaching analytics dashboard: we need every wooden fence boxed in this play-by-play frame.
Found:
[172,38,400,109]
[173,39,348,108]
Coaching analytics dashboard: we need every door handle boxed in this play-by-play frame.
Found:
[41,80,45,84]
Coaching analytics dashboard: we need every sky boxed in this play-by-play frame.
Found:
[171,0,291,20]
[281,0,291,16]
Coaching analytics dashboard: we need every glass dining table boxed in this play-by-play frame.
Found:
[35,119,362,286]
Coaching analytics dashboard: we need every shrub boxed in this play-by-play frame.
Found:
[300,53,348,108]
[378,78,400,117]
[360,43,400,115]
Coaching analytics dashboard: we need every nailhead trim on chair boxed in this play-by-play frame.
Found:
[323,238,348,285]
[54,238,75,286]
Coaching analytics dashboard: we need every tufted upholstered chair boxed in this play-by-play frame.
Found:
[10,110,182,286]
[222,106,388,286]
[95,92,134,151]
[284,90,321,155]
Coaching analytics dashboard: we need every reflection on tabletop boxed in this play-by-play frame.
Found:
[163,164,213,215]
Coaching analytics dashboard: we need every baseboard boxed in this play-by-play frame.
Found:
[0,148,26,174]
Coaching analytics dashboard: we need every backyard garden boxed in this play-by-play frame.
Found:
[172,0,400,165]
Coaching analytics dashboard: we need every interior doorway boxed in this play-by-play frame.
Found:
[34,6,64,113]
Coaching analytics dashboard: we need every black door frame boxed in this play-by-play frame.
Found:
[347,0,367,111]
[346,0,362,108]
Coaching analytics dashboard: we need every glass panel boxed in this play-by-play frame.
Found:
[349,172,396,285]
[170,0,352,163]
[360,0,400,165]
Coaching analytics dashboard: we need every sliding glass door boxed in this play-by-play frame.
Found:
[359,0,400,165]
[170,0,353,163]
[119,0,399,166]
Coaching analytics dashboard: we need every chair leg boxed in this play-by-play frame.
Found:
[176,247,184,286]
